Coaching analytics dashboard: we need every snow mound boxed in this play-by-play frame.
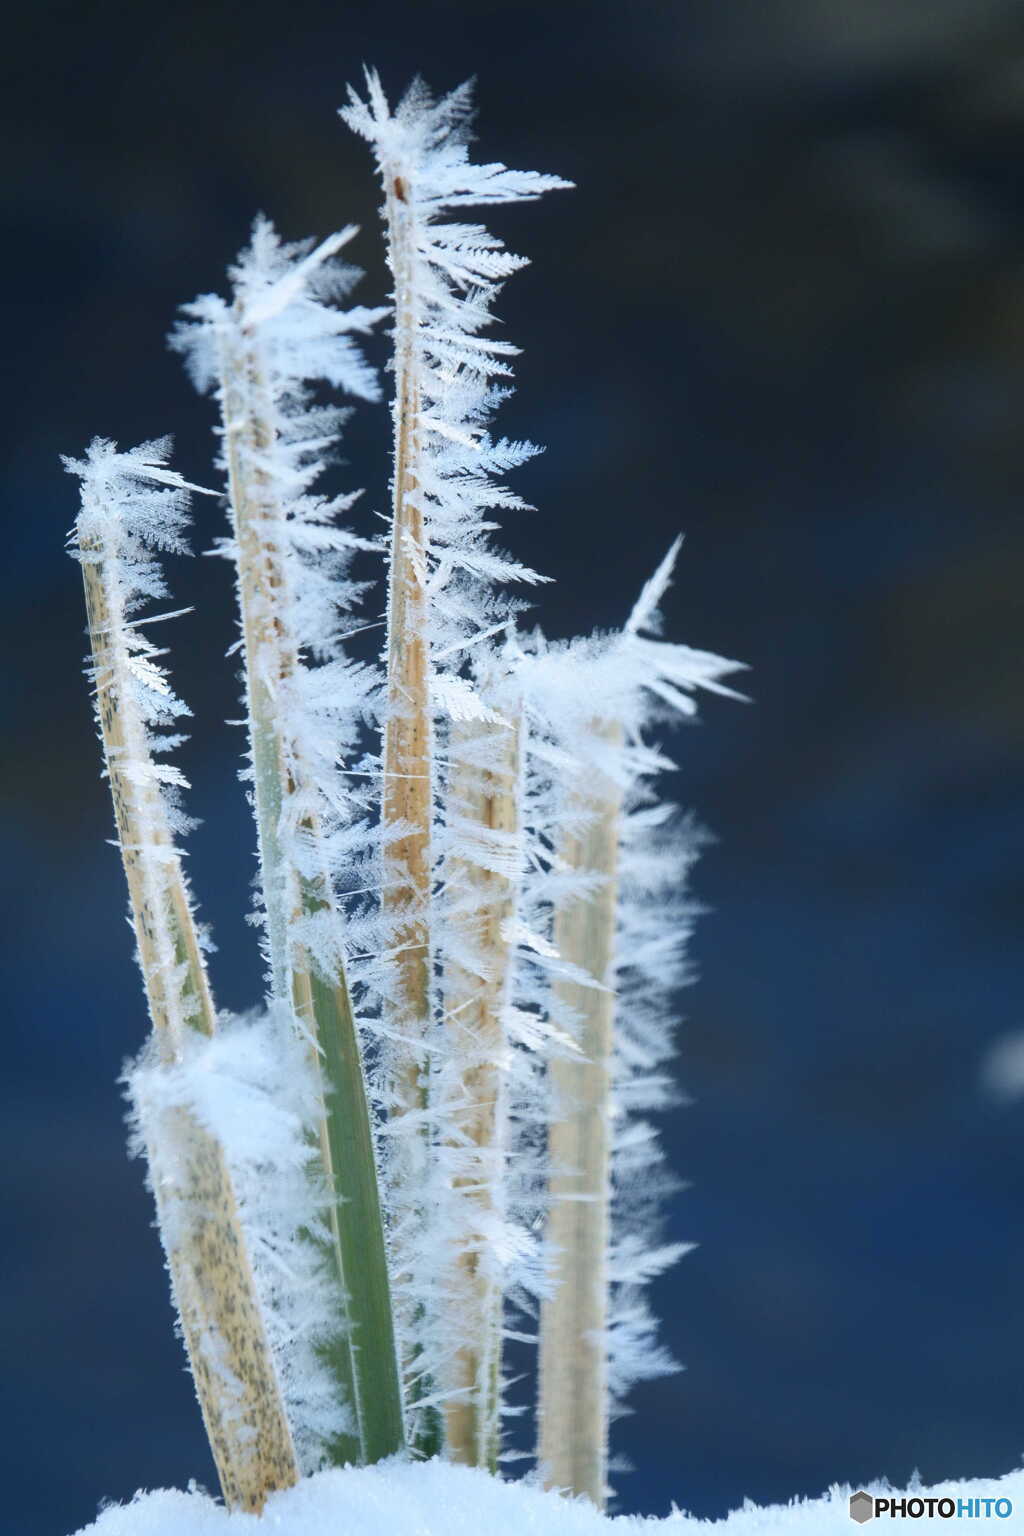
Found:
[72,1459,1024,1534]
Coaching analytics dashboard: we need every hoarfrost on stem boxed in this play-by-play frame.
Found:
[65,439,300,1509]
[340,71,570,1453]
[516,542,745,1493]
[174,224,407,1468]
[172,220,387,999]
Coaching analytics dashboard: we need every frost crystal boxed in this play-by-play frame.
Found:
[64,437,213,1045]
[341,71,571,668]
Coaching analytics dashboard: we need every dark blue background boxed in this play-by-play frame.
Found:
[3,3,1023,1531]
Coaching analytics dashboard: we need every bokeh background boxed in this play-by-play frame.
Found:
[3,2,1023,1530]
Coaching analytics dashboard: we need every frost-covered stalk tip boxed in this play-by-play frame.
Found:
[341,71,569,1449]
[173,227,404,1468]
[442,714,522,1468]
[66,438,299,1512]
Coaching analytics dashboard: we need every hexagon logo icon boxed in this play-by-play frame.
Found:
[849,1490,874,1523]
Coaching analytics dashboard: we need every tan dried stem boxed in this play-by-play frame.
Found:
[377,170,441,1452]
[80,537,298,1513]
[443,715,521,1469]
[538,723,623,1509]
[382,173,432,1105]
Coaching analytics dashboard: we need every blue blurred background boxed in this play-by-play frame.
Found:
[3,2,1023,1530]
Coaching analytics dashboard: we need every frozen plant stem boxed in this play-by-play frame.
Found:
[342,73,569,1454]
[444,716,521,1469]
[217,307,404,1465]
[374,134,438,1457]
[382,167,433,1133]
[71,443,298,1512]
[538,727,622,1510]
[530,548,743,1499]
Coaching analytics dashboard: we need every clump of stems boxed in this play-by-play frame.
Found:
[69,74,739,1512]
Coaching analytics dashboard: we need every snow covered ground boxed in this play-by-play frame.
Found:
[72,1458,1024,1533]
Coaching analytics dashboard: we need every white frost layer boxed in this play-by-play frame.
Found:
[72,1459,1024,1534]
[126,1009,351,1470]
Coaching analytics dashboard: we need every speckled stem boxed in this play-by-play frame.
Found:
[379,165,440,1456]
[80,538,298,1512]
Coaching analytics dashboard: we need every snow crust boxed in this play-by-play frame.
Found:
[71,1460,1024,1534]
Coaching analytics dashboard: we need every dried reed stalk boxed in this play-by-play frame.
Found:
[78,515,298,1512]
[443,716,521,1469]
[538,727,622,1508]
[382,174,433,1117]
[377,169,440,1453]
